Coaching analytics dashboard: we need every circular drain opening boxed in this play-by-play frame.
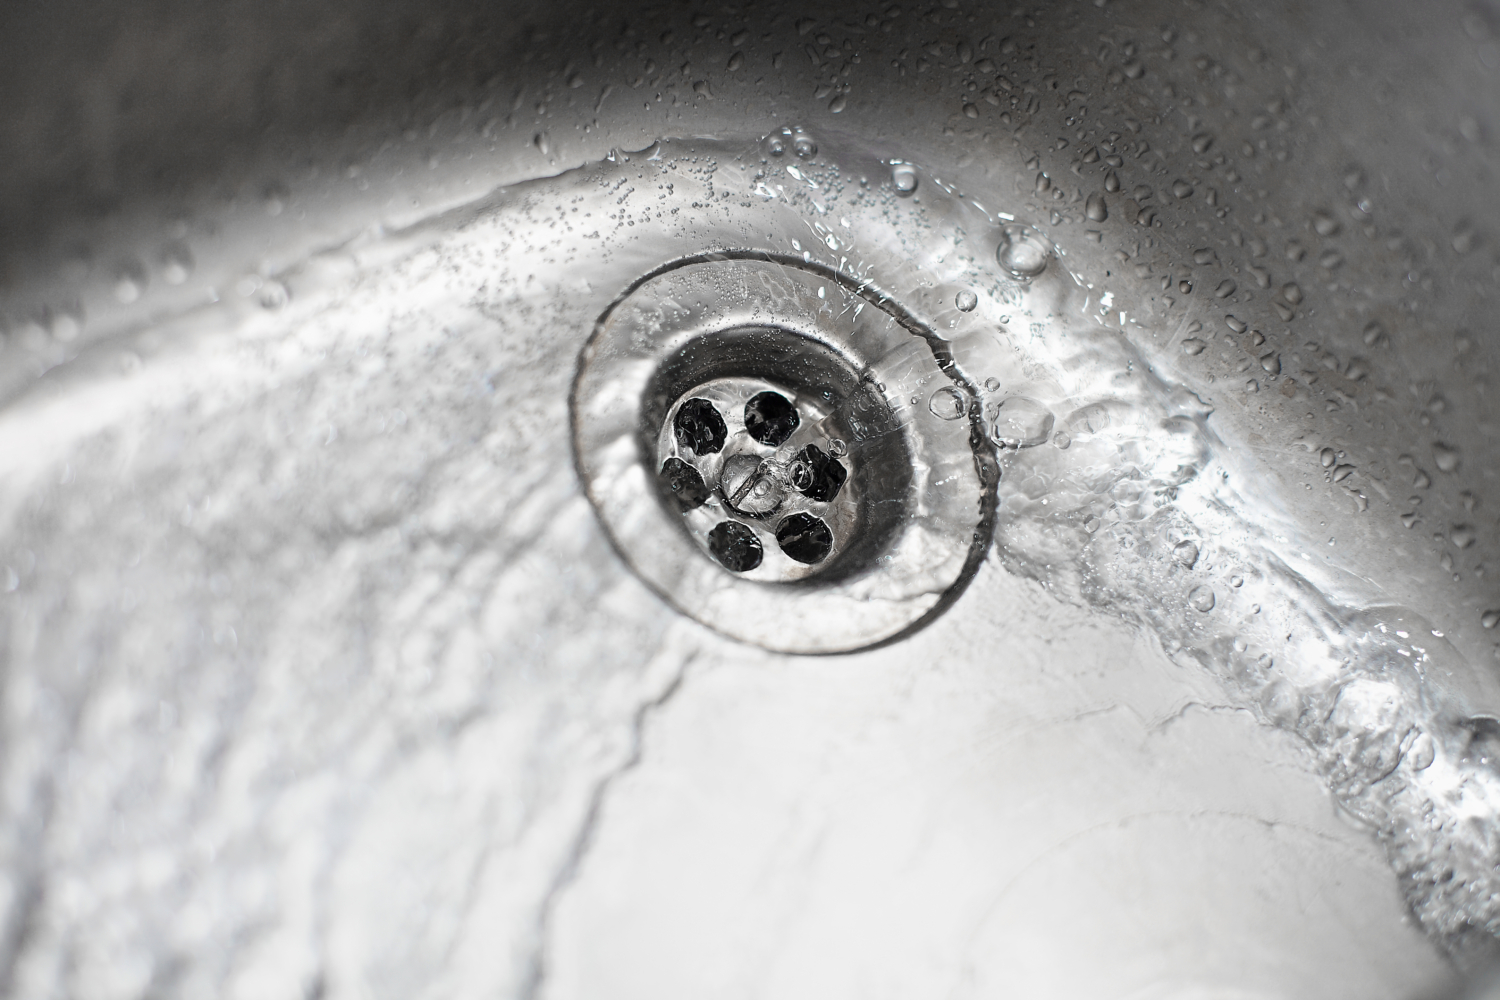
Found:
[572,255,997,654]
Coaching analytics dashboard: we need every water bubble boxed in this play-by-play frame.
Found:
[1053,431,1071,450]
[891,163,918,195]
[828,438,848,457]
[1172,179,1195,199]
[1085,192,1108,222]
[1433,443,1461,474]
[793,133,817,158]
[1174,540,1200,568]
[1231,575,1244,588]
[992,396,1055,448]
[996,225,1051,279]
[928,386,968,420]
[1320,448,1336,468]
[984,377,1001,392]
[954,289,978,312]
[1189,585,1217,612]
[1181,338,1206,356]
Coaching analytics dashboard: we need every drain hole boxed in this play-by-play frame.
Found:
[707,520,763,572]
[674,398,727,455]
[790,444,847,503]
[744,390,800,447]
[776,513,834,565]
[659,457,711,510]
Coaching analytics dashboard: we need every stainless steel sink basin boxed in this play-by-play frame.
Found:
[2,1,1499,997]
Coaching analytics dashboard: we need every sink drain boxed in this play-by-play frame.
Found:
[571,254,997,653]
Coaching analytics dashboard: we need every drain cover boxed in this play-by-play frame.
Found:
[571,254,997,653]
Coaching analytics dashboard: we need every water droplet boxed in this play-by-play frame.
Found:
[1189,585,1216,612]
[1191,133,1215,154]
[1053,431,1071,450]
[1245,379,1259,393]
[1181,338,1206,355]
[1484,610,1500,629]
[1312,209,1341,237]
[928,386,968,420]
[728,52,744,71]
[1085,192,1108,222]
[1104,170,1121,193]
[1453,525,1477,549]
[1172,179,1194,199]
[1123,58,1144,78]
[766,133,788,157]
[1363,321,1386,346]
[160,243,194,285]
[1320,448,1336,468]
[828,438,848,457]
[996,225,1051,279]
[891,163,918,196]
[113,262,146,304]
[692,80,713,98]
[1174,540,1200,568]
[534,132,551,155]
[954,289,978,312]
[1333,464,1355,482]
[1434,443,1461,474]
[1225,315,1247,333]
[992,396,1054,448]
[1215,279,1237,298]
[259,280,290,311]
[793,133,817,158]
[1035,172,1052,193]
[1230,575,1244,588]
[1192,247,1216,265]
[1259,352,1280,375]
[963,103,979,119]
[1282,282,1303,305]
[1414,469,1432,489]
[829,93,847,113]
[1453,221,1479,255]
[984,377,1001,392]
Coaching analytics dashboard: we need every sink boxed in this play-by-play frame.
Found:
[1,1,1498,997]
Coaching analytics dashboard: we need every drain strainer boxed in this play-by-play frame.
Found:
[571,254,997,653]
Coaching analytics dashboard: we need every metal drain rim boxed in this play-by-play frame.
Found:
[571,250,1000,654]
